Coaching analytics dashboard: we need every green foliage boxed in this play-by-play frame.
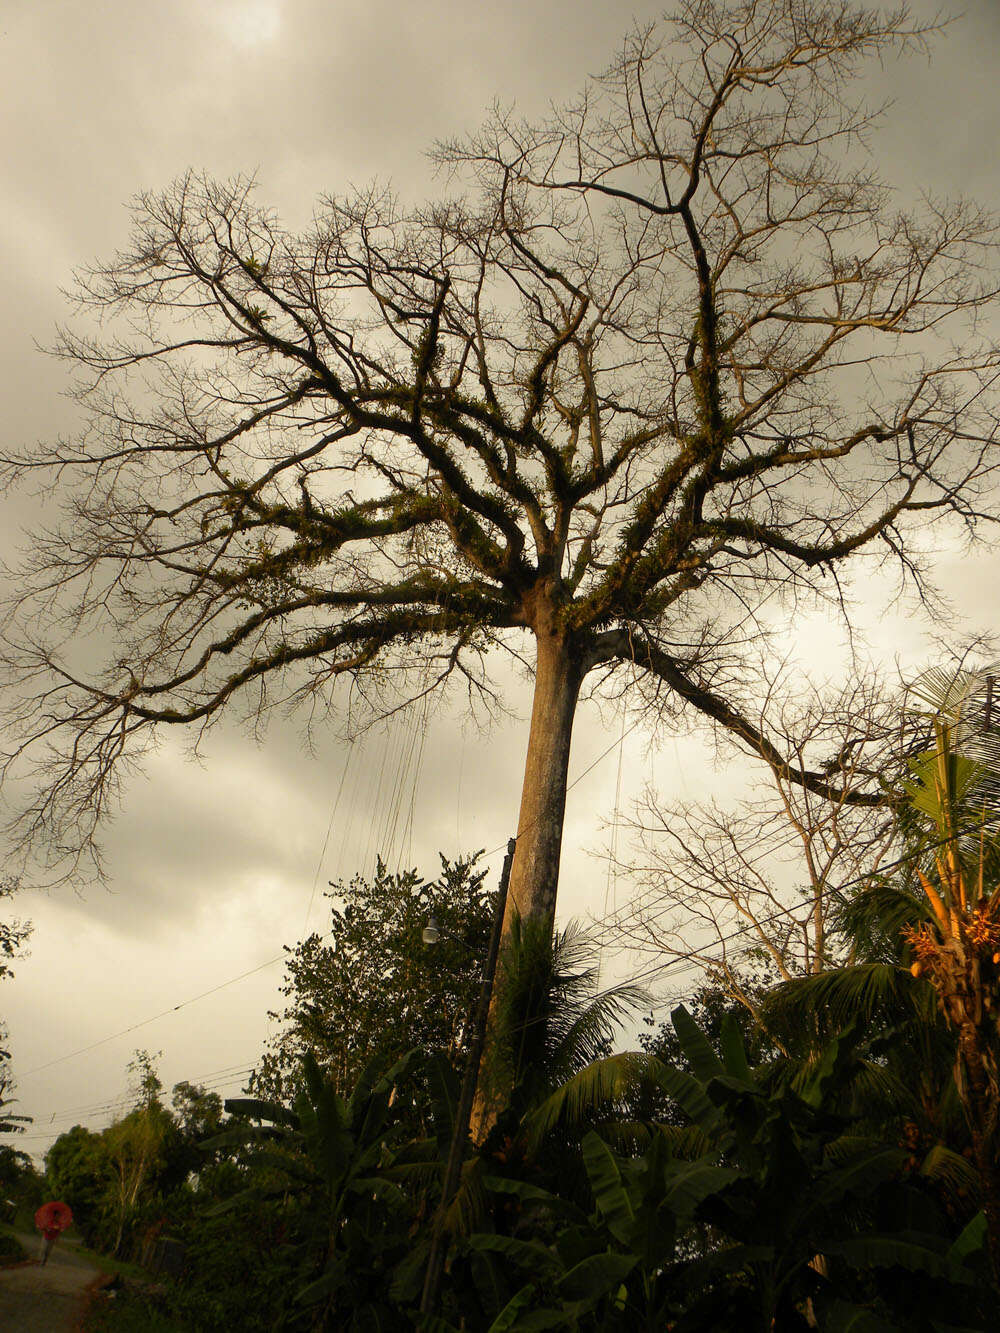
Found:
[215,1048,427,1329]
[0,876,32,1136]
[638,973,782,1118]
[45,1053,232,1259]
[67,853,1000,1330]
[0,1230,26,1265]
[46,1123,111,1246]
[0,1142,44,1212]
[154,1189,307,1331]
[0,875,31,985]
[84,1285,190,1332]
[469,1010,993,1331]
[251,855,492,1119]
[75,989,997,1331]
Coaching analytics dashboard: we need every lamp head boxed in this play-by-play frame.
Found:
[422,914,441,946]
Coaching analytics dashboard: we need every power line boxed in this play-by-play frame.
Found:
[16,955,301,1080]
[301,744,355,937]
[24,1060,258,1129]
[616,810,1000,998]
[5,640,856,1085]
[5,1067,257,1143]
[585,798,886,950]
[17,790,993,1136]
[0,581,882,1097]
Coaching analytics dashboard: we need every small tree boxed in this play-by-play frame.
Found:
[3,3,1000,946]
[251,856,492,1108]
[45,1125,109,1245]
[611,673,905,1022]
[103,1050,177,1255]
[890,669,1000,1278]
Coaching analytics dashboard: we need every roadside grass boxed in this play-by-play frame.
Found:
[63,1235,147,1281]
[84,1288,188,1333]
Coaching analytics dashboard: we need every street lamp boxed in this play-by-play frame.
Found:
[421,914,441,946]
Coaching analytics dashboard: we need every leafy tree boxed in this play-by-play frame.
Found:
[45,1124,109,1245]
[0,1143,44,1214]
[164,1080,225,1188]
[4,3,999,952]
[251,855,492,1110]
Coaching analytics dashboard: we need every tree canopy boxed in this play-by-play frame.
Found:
[251,856,492,1107]
[3,1,999,932]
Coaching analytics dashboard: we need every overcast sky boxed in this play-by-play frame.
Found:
[2,0,1000,1158]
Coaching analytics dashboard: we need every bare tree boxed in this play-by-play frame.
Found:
[0,878,31,986]
[600,673,906,1026]
[0,876,32,1135]
[2,2,999,947]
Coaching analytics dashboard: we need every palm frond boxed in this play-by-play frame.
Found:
[648,1121,716,1160]
[833,880,930,959]
[525,1051,661,1148]
[546,980,649,1084]
[919,1142,981,1205]
[841,1060,922,1121]
[763,963,925,1033]
[487,913,643,1115]
[443,1154,488,1238]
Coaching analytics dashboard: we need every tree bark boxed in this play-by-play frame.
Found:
[956,1020,1000,1283]
[470,619,584,1141]
[502,625,584,934]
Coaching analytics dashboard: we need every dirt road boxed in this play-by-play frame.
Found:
[0,1233,101,1332]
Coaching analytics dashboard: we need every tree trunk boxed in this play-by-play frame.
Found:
[956,1020,1000,1283]
[502,626,584,933]
[470,622,584,1142]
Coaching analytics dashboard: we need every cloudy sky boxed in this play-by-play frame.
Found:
[2,0,1000,1158]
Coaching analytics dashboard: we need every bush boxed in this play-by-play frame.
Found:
[0,1230,27,1265]
[84,1285,187,1333]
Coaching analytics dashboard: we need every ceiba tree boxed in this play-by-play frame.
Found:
[3,2,999,943]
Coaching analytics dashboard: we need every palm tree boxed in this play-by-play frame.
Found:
[765,665,1000,1278]
[475,915,648,1155]
[891,666,1000,1277]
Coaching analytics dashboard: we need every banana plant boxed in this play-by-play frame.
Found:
[460,1009,990,1331]
[889,667,1000,1280]
[211,1047,423,1330]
